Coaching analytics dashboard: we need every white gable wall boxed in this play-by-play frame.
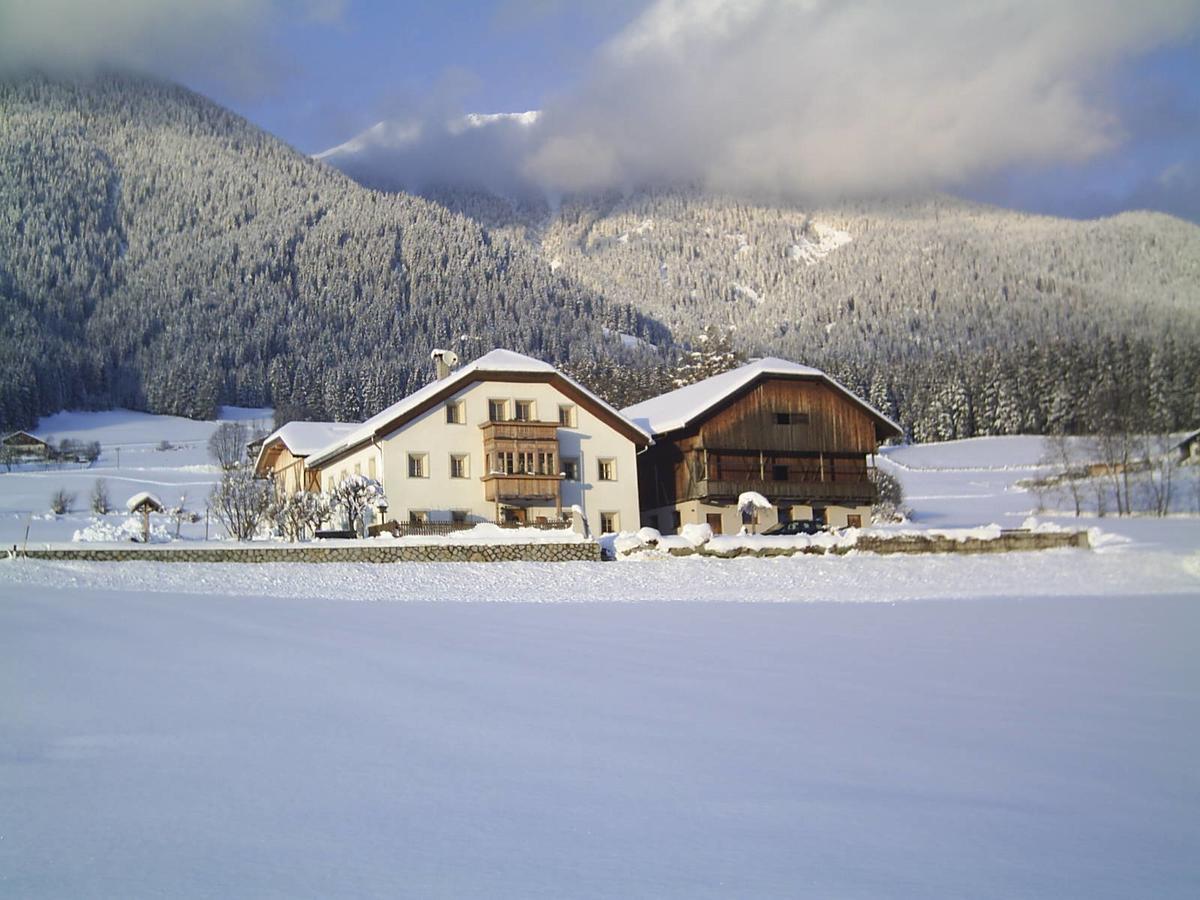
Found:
[369,378,640,535]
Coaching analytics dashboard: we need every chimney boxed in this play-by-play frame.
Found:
[430,348,459,380]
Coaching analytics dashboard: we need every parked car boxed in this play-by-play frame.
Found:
[763,519,825,536]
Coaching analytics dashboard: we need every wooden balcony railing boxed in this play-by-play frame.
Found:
[690,478,877,504]
[481,472,564,503]
[479,420,560,443]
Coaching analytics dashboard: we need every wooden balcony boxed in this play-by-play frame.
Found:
[481,472,564,505]
[691,478,877,505]
[479,420,560,443]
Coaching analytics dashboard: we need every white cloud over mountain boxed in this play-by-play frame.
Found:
[323,0,1200,203]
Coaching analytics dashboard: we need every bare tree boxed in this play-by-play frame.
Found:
[271,491,331,541]
[49,488,74,515]
[168,492,192,538]
[209,469,273,540]
[1136,434,1176,517]
[327,475,385,537]
[1040,433,1084,516]
[90,478,111,514]
[208,421,249,471]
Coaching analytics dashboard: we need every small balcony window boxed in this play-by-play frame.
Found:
[514,400,535,422]
[488,399,509,422]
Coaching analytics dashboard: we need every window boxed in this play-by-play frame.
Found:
[600,511,619,534]
[326,477,334,493]
[846,514,863,528]
[368,458,376,479]
[407,453,428,478]
[558,404,577,427]
[490,451,516,475]
[514,400,535,422]
[451,510,468,525]
[408,510,429,525]
[775,412,810,425]
[772,464,789,482]
[450,454,469,479]
[561,458,579,481]
[445,400,465,424]
[488,399,509,422]
[597,458,616,481]
[353,463,361,476]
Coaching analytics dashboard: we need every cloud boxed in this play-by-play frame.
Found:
[323,0,1200,206]
[520,0,1200,199]
[0,0,345,98]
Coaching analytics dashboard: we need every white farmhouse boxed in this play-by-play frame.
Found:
[302,350,650,535]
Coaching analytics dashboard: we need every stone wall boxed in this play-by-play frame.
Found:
[14,542,602,564]
[642,529,1090,559]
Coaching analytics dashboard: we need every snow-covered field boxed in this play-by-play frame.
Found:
[2,413,1199,897]
[0,407,271,545]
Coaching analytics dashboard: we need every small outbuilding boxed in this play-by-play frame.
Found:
[1175,429,1200,464]
[1,430,50,460]
[125,491,165,542]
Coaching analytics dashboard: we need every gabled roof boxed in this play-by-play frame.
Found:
[1175,428,1200,449]
[306,349,651,468]
[621,357,903,439]
[253,421,358,474]
[125,491,164,513]
[2,430,48,445]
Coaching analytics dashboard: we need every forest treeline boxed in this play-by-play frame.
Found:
[0,74,662,431]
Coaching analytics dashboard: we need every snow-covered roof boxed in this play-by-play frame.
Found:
[621,357,902,438]
[306,349,649,467]
[260,421,358,457]
[125,491,164,512]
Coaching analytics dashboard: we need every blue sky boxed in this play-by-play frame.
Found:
[193,1,644,155]
[3,0,1198,221]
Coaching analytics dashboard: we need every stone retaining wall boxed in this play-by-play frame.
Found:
[14,542,602,564]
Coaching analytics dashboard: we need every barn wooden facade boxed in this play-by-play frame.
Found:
[623,359,903,534]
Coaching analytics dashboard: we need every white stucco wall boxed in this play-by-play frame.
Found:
[353,378,642,536]
[644,501,872,535]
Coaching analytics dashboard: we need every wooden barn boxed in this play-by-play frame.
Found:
[1,430,50,459]
[623,358,903,534]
